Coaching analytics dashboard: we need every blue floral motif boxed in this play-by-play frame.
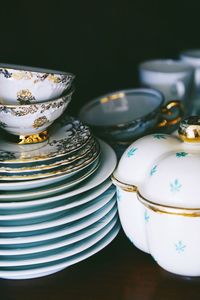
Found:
[170,179,182,192]
[127,147,138,158]
[175,241,186,253]
[0,68,12,78]
[144,209,150,223]
[176,152,188,158]
[153,134,167,140]
[150,165,157,176]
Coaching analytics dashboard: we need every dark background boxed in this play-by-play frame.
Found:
[1,2,200,299]
[1,0,199,115]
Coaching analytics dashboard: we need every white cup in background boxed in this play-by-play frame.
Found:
[180,49,200,114]
[139,59,194,115]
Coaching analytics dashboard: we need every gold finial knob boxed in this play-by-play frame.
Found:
[178,116,200,142]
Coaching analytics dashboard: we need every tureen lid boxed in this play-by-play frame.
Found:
[138,117,200,208]
[112,132,180,189]
[113,116,200,208]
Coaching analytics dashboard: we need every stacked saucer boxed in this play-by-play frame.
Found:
[0,64,120,280]
[0,115,120,280]
[0,116,100,185]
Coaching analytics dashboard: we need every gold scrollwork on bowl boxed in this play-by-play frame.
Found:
[33,116,48,129]
[12,71,33,80]
[0,99,65,117]
[0,68,70,84]
[47,74,62,83]
[17,89,36,104]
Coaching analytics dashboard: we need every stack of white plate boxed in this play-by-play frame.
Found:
[0,115,120,280]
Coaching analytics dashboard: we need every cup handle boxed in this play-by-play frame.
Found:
[157,100,184,128]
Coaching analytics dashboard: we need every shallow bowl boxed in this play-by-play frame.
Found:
[0,63,75,104]
[79,88,183,144]
[0,88,74,144]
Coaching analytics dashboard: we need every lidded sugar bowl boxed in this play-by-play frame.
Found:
[112,116,200,276]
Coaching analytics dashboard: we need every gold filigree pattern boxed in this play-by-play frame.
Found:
[12,71,33,80]
[0,99,66,116]
[0,68,74,85]
[1,138,96,172]
[0,117,92,163]
[33,116,48,129]
[47,74,63,83]
[0,142,100,180]
[17,89,36,104]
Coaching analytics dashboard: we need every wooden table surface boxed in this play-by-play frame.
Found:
[1,229,200,300]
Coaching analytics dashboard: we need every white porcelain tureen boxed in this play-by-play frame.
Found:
[112,116,200,276]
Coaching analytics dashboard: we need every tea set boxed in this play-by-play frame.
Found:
[80,50,200,277]
[1,49,200,279]
[0,64,120,280]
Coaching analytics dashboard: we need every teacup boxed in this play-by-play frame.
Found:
[79,88,183,146]
[180,49,200,114]
[139,59,194,115]
[0,87,74,144]
[0,63,75,104]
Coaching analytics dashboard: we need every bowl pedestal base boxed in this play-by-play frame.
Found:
[19,130,49,144]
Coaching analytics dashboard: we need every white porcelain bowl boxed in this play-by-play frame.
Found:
[0,88,74,143]
[0,64,75,104]
[138,193,200,277]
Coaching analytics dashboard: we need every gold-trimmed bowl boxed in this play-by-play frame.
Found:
[0,87,74,144]
[0,63,75,104]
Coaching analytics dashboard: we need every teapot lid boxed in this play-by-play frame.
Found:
[139,117,200,209]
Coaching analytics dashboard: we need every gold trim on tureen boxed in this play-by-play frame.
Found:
[137,191,200,217]
[111,173,137,192]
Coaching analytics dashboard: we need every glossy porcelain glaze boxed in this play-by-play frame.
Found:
[0,88,73,140]
[0,63,75,104]
[79,88,183,144]
[0,116,92,166]
[112,117,200,276]
[142,206,200,276]
[180,50,200,114]
[116,188,149,253]
[139,59,194,111]
[112,132,180,253]
[0,222,120,280]
[180,50,200,93]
